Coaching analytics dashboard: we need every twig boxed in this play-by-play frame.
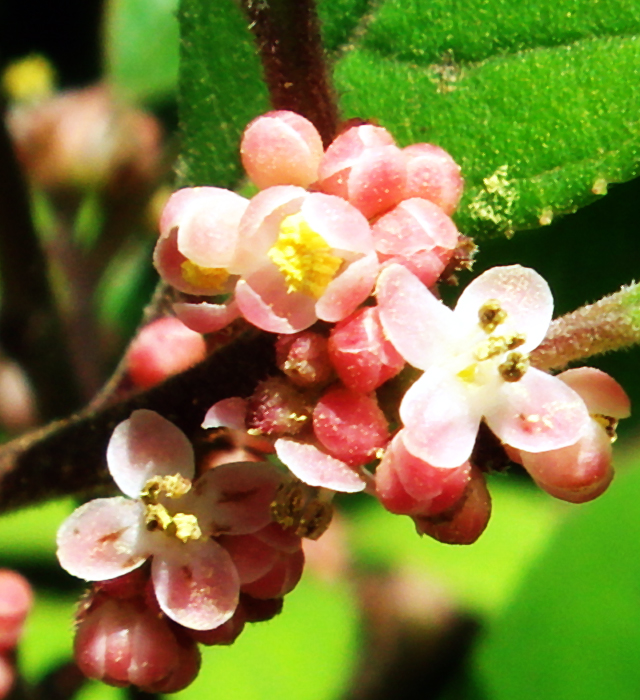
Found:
[240,0,339,146]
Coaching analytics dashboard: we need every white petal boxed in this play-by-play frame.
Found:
[275,438,366,492]
[400,367,481,468]
[107,410,195,498]
[152,539,239,630]
[376,264,457,370]
[454,265,553,351]
[202,398,248,430]
[57,498,148,581]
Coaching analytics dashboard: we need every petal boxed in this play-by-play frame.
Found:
[275,438,367,492]
[202,397,248,430]
[240,111,323,189]
[152,538,239,630]
[454,265,553,351]
[235,271,317,334]
[173,299,241,334]
[107,410,195,498]
[486,367,590,452]
[376,264,458,369]
[558,367,631,418]
[315,252,379,323]
[57,498,148,581]
[400,367,482,468]
[301,193,374,254]
[188,462,284,535]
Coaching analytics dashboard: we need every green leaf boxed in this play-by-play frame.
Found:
[333,0,640,238]
[177,0,269,188]
[173,574,359,700]
[348,478,559,616]
[104,0,180,103]
[317,0,372,54]
[475,457,640,700]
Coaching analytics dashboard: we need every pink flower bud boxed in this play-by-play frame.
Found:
[74,597,193,690]
[317,125,407,219]
[402,144,464,215]
[187,606,246,646]
[413,467,491,545]
[241,548,305,599]
[275,331,333,387]
[241,111,324,189]
[313,387,389,466]
[240,593,284,622]
[0,570,32,652]
[126,317,207,389]
[372,198,460,286]
[328,307,404,393]
[246,377,311,437]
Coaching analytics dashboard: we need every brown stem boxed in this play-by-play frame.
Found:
[0,331,275,514]
[240,0,339,146]
[0,100,81,419]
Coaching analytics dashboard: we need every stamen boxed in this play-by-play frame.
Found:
[268,213,343,298]
[478,299,507,333]
[172,513,203,542]
[270,480,334,539]
[181,261,230,291]
[498,352,529,382]
[593,414,619,442]
[141,474,192,503]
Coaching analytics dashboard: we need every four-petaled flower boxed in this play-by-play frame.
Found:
[376,263,591,468]
[57,410,282,630]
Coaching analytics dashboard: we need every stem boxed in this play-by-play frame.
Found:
[240,0,339,145]
[531,282,640,371]
[0,100,81,419]
[0,331,275,513]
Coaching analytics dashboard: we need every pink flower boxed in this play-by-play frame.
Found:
[511,367,630,502]
[57,410,282,630]
[155,185,379,334]
[376,264,590,468]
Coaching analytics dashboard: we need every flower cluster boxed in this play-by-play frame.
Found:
[59,110,631,692]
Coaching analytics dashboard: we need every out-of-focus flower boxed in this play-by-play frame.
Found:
[376,264,590,468]
[0,570,33,699]
[57,410,282,630]
[510,367,630,502]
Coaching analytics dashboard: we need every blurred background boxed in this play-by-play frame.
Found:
[1,0,640,698]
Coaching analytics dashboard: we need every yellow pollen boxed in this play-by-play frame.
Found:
[498,352,529,382]
[172,513,203,542]
[181,260,230,292]
[478,299,507,333]
[593,414,619,442]
[141,474,192,503]
[141,474,203,543]
[268,212,343,298]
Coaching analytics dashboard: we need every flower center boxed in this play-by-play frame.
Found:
[140,474,203,543]
[271,480,333,540]
[180,260,230,292]
[268,212,343,298]
[457,301,530,385]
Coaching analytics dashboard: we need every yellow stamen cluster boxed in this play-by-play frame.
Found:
[271,481,333,540]
[268,213,343,298]
[181,261,230,292]
[141,474,203,543]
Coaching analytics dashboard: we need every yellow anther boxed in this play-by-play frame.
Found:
[474,336,508,361]
[478,299,507,333]
[593,414,619,442]
[268,213,343,298]
[2,55,55,102]
[141,474,192,504]
[457,363,478,383]
[181,260,230,292]
[172,513,203,542]
[145,503,173,532]
[498,352,529,382]
[295,500,334,540]
[506,332,526,350]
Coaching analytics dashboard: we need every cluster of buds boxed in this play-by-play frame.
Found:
[58,111,630,691]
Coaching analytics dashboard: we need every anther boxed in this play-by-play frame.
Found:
[478,299,507,333]
[498,352,529,382]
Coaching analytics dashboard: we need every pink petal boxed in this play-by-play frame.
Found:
[202,397,248,430]
[235,186,306,274]
[486,367,590,452]
[240,111,323,189]
[275,438,367,492]
[218,533,279,585]
[558,367,630,418]
[400,367,482,468]
[318,125,396,181]
[152,538,239,630]
[188,462,283,535]
[376,264,458,369]
[402,143,464,216]
[235,270,317,333]
[301,193,374,254]
[454,265,553,351]
[57,498,148,581]
[316,252,379,323]
[173,299,241,334]
[168,188,248,269]
[107,410,195,498]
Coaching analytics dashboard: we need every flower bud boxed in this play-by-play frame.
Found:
[275,331,333,387]
[246,377,311,437]
[0,570,32,652]
[402,143,464,215]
